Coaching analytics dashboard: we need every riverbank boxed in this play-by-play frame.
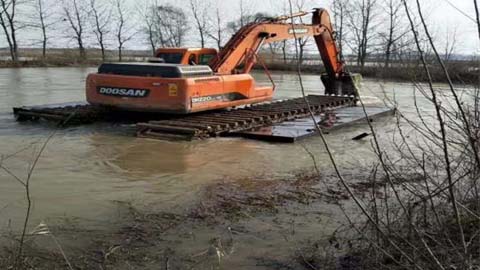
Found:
[261,61,479,84]
[1,58,476,84]
[0,59,103,68]
[0,48,147,68]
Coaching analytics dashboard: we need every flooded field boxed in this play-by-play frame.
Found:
[0,67,463,268]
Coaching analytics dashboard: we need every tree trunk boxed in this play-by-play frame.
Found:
[38,0,47,60]
[8,19,18,61]
[42,33,47,59]
[118,46,122,61]
[0,16,14,61]
[149,28,156,56]
[0,1,19,62]
[384,43,392,68]
[200,33,205,48]
[78,39,86,59]
[41,19,47,60]
[100,43,106,61]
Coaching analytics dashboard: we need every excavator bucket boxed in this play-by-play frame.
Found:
[321,73,362,97]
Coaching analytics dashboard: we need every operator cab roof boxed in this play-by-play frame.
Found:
[98,62,213,78]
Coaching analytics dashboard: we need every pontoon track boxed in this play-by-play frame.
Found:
[136,95,356,140]
[13,95,356,140]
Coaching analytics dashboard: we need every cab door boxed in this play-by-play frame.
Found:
[188,54,198,65]
[198,52,217,65]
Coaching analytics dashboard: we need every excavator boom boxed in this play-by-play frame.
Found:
[210,8,359,96]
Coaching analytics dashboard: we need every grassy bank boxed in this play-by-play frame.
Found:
[261,61,479,84]
[0,48,150,68]
[1,49,477,84]
[3,58,476,85]
[0,58,103,68]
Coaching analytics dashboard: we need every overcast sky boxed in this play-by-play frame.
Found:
[1,0,479,55]
[217,0,480,55]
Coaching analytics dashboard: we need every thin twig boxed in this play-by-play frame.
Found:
[287,1,421,268]
[412,0,469,256]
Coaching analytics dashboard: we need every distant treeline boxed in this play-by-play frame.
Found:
[256,53,479,84]
[0,0,477,73]
[0,47,477,84]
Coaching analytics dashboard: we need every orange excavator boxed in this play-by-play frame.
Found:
[86,8,359,114]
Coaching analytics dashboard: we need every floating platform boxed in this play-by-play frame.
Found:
[12,95,394,143]
[13,102,108,124]
[235,106,395,143]
[136,95,356,140]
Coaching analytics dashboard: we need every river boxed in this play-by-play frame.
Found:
[0,67,454,268]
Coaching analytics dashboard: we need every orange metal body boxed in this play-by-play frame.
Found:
[86,73,273,114]
[86,8,344,114]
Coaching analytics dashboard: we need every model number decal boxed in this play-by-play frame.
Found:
[289,28,308,34]
[98,87,150,98]
[192,95,223,103]
[192,93,248,104]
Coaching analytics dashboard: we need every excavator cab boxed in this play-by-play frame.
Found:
[153,48,218,65]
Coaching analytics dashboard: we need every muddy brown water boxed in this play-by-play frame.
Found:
[0,67,466,268]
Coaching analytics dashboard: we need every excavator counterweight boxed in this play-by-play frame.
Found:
[86,7,361,114]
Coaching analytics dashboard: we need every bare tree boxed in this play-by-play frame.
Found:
[90,0,111,61]
[227,12,270,34]
[345,0,378,68]
[239,0,252,28]
[139,0,159,55]
[332,0,347,61]
[293,0,311,64]
[0,0,20,61]
[154,5,189,47]
[207,7,224,50]
[272,0,292,64]
[380,0,407,67]
[189,0,209,48]
[62,0,88,59]
[32,0,55,60]
[113,0,134,61]
[267,41,284,55]
[443,25,459,61]
[139,3,188,51]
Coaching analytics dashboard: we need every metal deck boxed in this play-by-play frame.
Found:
[136,95,356,140]
[235,106,395,142]
[10,95,390,142]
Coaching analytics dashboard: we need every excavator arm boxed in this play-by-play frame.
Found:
[210,8,360,96]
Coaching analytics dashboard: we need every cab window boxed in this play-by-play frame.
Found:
[156,53,183,64]
[199,54,216,65]
[188,54,197,65]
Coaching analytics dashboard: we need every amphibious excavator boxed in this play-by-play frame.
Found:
[86,8,359,114]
